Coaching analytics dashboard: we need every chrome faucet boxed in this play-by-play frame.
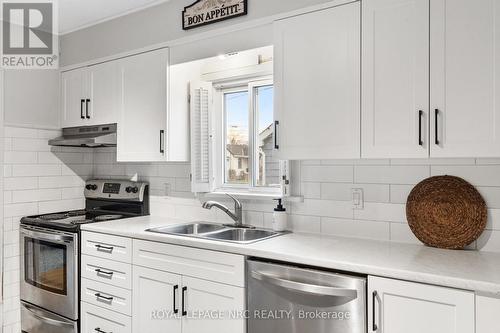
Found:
[202,194,254,229]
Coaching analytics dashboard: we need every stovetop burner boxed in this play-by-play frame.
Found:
[93,214,124,222]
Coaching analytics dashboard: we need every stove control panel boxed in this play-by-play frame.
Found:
[84,180,148,202]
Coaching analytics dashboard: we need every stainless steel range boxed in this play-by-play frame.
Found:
[20,179,149,333]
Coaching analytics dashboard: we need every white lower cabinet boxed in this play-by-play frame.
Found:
[368,276,474,333]
[476,295,500,333]
[181,276,245,333]
[131,239,246,333]
[132,266,182,333]
[81,302,132,333]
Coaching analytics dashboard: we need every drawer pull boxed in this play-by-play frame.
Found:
[95,293,114,302]
[95,269,114,276]
[182,286,187,316]
[95,244,114,252]
[95,328,111,333]
[173,285,179,314]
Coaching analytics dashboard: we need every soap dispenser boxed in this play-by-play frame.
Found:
[272,199,287,232]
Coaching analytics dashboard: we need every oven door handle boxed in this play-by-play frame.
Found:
[23,303,74,327]
[20,229,74,243]
[251,271,357,298]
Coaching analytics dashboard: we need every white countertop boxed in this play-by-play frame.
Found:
[82,215,500,296]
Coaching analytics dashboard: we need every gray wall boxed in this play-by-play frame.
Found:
[60,0,335,66]
[4,70,60,128]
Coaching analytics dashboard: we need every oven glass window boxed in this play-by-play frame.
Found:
[25,238,67,295]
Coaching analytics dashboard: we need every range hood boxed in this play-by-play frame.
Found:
[48,124,117,148]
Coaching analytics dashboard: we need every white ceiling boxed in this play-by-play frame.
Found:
[59,0,170,35]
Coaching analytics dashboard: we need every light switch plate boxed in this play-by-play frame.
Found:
[352,188,364,210]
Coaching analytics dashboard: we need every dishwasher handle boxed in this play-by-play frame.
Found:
[251,271,357,298]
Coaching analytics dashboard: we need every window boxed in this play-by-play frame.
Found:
[218,79,283,193]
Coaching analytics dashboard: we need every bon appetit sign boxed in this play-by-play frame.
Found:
[182,0,247,30]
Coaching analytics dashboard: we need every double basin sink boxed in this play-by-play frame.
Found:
[146,222,284,244]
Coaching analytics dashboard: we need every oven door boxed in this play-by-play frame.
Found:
[21,301,77,333]
[20,226,78,320]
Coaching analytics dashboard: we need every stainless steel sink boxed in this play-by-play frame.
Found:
[147,222,225,235]
[203,228,281,244]
[146,222,285,244]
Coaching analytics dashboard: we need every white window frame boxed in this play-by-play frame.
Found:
[211,77,288,196]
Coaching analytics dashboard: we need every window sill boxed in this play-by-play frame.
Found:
[201,190,304,202]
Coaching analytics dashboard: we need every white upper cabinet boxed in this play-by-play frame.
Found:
[273,2,361,160]
[362,0,429,158]
[61,61,119,128]
[117,48,169,162]
[368,276,474,333]
[430,0,500,157]
[61,68,87,128]
[87,61,120,126]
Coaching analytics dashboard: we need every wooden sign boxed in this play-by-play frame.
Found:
[183,0,247,30]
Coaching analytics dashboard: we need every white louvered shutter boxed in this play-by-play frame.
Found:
[190,82,213,193]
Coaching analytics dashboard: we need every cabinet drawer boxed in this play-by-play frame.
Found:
[133,239,245,287]
[82,232,132,263]
[82,254,132,289]
[81,302,131,333]
[81,278,132,316]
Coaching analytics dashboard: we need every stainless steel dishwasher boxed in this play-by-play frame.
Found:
[247,259,366,333]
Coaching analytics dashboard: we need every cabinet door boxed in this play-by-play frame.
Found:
[368,276,474,333]
[117,48,168,161]
[61,68,86,128]
[87,61,120,126]
[181,276,245,333]
[273,2,360,160]
[476,295,500,333]
[431,0,500,157]
[132,266,181,333]
[362,0,429,158]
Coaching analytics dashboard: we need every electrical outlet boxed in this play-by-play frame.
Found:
[352,188,364,210]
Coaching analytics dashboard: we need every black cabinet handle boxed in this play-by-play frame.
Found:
[173,285,179,314]
[418,110,423,146]
[86,99,91,119]
[95,269,113,276]
[372,291,378,331]
[95,293,113,301]
[274,120,280,149]
[160,130,165,154]
[435,109,439,145]
[181,286,187,316]
[80,99,85,119]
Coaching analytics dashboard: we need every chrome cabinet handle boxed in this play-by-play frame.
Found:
[372,291,378,331]
[95,293,113,301]
[95,268,114,276]
[95,244,114,252]
[251,271,357,298]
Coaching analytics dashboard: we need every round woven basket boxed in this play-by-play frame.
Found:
[406,175,487,250]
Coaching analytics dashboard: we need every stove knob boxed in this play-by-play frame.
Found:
[91,184,98,191]
[132,186,139,193]
[86,184,97,191]
[125,186,132,193]
[85,184,92,190]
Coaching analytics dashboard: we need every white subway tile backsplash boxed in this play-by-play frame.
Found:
[321,183,390,203]
[12,138,51,152]
[301,182,321,199]
[301,165,353,183]
[390,185,413,204]
[4,177,38,191]
[288,215,321,233]
[291,199,353,218]
[4,152,37,164]
[431,165,500,187]
[389,223,421,244]
[355,165,429,184]
[354,202,407,223]
[321,217,390,241]
[12,164,61,177]
[12,189,61,203]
